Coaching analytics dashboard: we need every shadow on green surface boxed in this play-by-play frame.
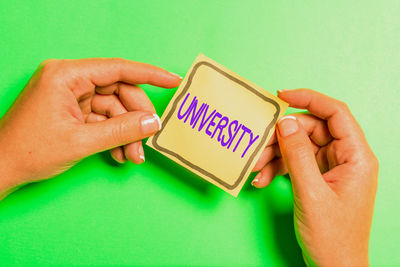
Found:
[143,145,220,199]
[267,196,304,265]
[243,176,305,266]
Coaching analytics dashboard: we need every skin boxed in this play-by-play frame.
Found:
[0,59,378,266]
[252,89,379,266]
[0,58,182,198]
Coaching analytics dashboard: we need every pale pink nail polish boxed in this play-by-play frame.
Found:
[169,72,183,80]
[138,144,145,162]
[141,113,162,135]
[278,116,298,137]
[251,172,262,187]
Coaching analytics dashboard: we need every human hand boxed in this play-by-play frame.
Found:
[0,58,181,198]
[252,89,378,266]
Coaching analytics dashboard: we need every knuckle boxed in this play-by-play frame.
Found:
[371,154,380,172]
[111,120,128,144]
[39,59,68,78]
[337,100,350,113]
[111,125,123,144]
[67,75,91,94]
[40,58,57,67]
[39,59,57,72]
[108,95,121,115]
[286,140,310,159]
[40,58,65,69]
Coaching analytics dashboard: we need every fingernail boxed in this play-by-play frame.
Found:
[138,144,145,162]
[278,116,298,137]
[169,71,183,79]
[141,113,162,135]
[277,89,286,94]
[251,172,262,187]
[153,113,162,130]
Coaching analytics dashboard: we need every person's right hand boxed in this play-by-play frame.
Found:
[252,89,378,266]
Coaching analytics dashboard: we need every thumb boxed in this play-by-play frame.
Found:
[78,111,161,156]
[277,115,327,198]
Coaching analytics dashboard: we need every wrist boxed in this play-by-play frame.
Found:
[0,162,23,201]
[307,249,369,267]
[0,144,24,200]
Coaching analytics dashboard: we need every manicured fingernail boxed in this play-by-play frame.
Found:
[141,113,162,135]
[278,116,298,137]
[277,89,286,94]
[138,144,145,162]
[169,72,183,79]
[153,113,162,130]
[251,172,262,187]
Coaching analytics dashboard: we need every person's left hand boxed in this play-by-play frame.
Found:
[0,58,181,198]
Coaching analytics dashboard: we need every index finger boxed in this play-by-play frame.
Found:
[71,57,182,88]
[278,89,364,140]
[49,58,182,100]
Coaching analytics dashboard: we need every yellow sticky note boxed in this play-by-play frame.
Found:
[147,54,288,197]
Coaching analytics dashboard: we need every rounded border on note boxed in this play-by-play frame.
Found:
[152,61,281,191]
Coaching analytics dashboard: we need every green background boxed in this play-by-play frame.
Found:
[0,1,399,266]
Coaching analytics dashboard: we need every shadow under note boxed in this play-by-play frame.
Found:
[267,176,304,266]
[143,144,217,198]
[242,175,304,266]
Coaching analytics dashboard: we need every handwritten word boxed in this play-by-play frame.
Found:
[177,93,259,158]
